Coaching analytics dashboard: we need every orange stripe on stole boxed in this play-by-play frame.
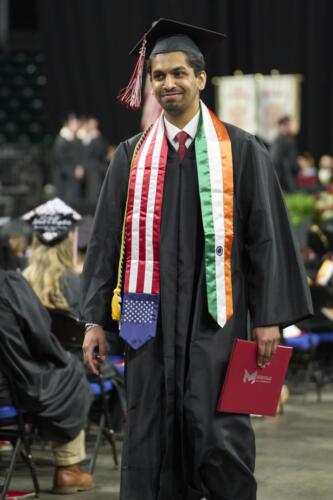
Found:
[209,110,234,320]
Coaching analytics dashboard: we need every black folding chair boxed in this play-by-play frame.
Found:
[0,372,39,499]
[47,308,119,472]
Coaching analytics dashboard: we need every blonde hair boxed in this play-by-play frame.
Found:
[23,233,75,309]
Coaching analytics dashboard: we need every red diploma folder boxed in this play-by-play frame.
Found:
[217,339,293,417]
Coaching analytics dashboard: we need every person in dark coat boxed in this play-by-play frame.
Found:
[77,117,108,206]
[52,115,84,205]
[0,269,94,494]
[270,115,299,193]
[80,19,312,500]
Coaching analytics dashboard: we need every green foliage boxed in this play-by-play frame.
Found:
[284,193,316,226]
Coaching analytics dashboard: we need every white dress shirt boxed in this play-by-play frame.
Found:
[164,110,200,150]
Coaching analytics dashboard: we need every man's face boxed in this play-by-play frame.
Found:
[150,51,206,117]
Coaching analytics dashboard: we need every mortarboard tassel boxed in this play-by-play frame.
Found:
[117,36,147,110]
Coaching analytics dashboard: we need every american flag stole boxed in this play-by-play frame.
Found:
[119,116,168,348]
[118,102,234,349]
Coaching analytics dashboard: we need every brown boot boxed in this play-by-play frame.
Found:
[52,464,94,494]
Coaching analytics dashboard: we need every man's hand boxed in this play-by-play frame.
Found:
[82,325,107,375]
[252,326,280,368]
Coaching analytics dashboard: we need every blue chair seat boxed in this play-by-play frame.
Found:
[285,331,333,351]
[284,333,320,350]
[109,355,125,376]
[0,405,17,419]
[90,379,113,396]
[315,332,333,342]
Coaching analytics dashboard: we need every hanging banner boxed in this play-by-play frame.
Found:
[213,73,302,144]
[214,75,257,135]
[256,74,301,143]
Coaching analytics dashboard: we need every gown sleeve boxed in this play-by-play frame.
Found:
[238,135,313,328]
[1,271,67,362]
[80,141,132,331]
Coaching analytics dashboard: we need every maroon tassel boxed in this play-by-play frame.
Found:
[117,36,147,110]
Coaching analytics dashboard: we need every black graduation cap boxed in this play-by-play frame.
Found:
[22,197,81,246]
[118,18,226,110]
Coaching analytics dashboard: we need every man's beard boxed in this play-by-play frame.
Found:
[161,101,186,115]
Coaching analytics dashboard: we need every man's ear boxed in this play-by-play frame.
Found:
[197,71,207,91]
[150,77,157,97]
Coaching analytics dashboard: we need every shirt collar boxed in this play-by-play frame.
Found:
[163,110,201,145]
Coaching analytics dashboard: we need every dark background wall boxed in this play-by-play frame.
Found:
[32,0,333,159]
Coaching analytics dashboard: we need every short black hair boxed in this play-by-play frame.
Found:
[147,51,206,77]
[277,115,291,126]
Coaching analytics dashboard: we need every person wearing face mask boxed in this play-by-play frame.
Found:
[318,154,333,189]
[296,153,318,188]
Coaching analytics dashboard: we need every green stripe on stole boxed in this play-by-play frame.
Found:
[195,115,218,319]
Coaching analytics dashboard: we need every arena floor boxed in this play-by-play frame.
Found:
[1,389,332,500]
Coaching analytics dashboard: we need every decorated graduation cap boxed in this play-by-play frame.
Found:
[22,197,81,246]
[117,18,226,110]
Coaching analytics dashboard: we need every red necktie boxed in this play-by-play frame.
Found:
[175,131,189,160]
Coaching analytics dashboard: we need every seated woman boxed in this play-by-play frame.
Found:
[0,269,94,494]
[21,199,126,432]
[22,197,81,317]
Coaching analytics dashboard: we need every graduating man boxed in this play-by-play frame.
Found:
[81,19,312,500]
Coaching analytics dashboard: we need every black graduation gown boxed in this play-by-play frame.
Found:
[0,270,92,443]
[81,122,312,500]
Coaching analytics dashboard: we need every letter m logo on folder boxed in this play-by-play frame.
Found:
[243,369,257,384]
[217,339,293,416]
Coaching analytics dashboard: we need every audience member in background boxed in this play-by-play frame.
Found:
[77,117,108,206]
[53,115,85,206]
[0,269,94,494]
[318,154,333,191]
[297,222,333,332]
[270,115,299,193]
[296,152,320,192]
[22,198,81,317]
[0,219,31,271]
